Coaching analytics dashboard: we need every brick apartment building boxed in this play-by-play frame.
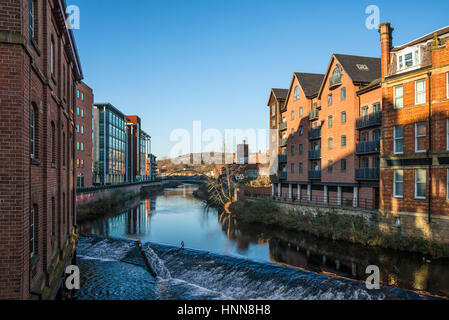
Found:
[75,82,93,188]
[270,55,382,209]
[0,0,82,299]
[379,23,449,236]
[126,115,152,182]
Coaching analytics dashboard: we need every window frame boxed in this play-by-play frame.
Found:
[294,86,300,100]
[341,87,346,100]
[341,111,346,124]
[393,169,404,198]
[30,205,36,258]
[394,85,403,109]
[341,159,346,171]
[415,79,426,105]
[299,107,303,116]
[328,94,333,106]
[414,122,427,153]
[414,169,426,200]
[341,135,347,147]
[30,106,35,158]
[328,115,333,128]
[50,37,55,75]
[394,126,404,155]
[328,137,333,150]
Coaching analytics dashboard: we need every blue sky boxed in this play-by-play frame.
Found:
[68,0,449,158]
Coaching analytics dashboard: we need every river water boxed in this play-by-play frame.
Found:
[77,184,449,299]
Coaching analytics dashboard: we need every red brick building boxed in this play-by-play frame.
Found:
[0,0,82,299]
[75,82,93,188]
[379,23,449,236]
[270,55,381,209]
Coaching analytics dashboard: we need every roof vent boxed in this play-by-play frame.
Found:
[356,64,369,71]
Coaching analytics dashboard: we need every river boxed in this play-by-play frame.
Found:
[77,184,449,299]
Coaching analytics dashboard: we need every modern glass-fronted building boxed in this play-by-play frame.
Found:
[93,103,128,185]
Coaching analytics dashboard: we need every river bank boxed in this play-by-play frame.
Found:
[228,199,449,259]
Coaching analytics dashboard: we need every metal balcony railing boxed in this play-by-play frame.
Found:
[278,171,287,179]
[279,122,287,131]
[309,109,319,121]
[355,167,380,180]
[356,112,382,130]
[308,127,321,140]
[278,154,287,163]
[308,170,322,180]
[356,140,380,155]
[279,138,287,147]
[308,149,321,160]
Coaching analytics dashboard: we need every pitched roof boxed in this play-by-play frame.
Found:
[333,54,381,84]
[272,88,289,100]
[392,25,449,51]
[294,73,325,97]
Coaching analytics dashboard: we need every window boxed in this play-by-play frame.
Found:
[81,93,84,101]
[291,163,295,174]
[291,145,295,156]
[299,107,303,116]
[394,85,403,109]
[299,126,303,136]
[77,107,80,116]
[394,126,404,154]
[330,68,342,87]
[328,94,333,106]
[328,138,333,150]
[415,169,426,199]
[341,135,347,147]
[30,106,36,158]
[341,87,346,100]
[51,122,55,164]
[81,109,84,118]
[373,102,381,113]
[77,141,80,151]
[415,79,426,105]
[50,38,55,75]
[81,126,84,135]
[361,157,369,168]
[77,159,80,168]
[341,111,346,124]
[291,128,295,137]
[361,105,369,117]
[299,144,303,155]
[328,116,333,128]
[29,0,35,39]
[398,50,420,70]
[415,122,426,153]
[291,111,295,120]
[76,124,80,133]
[373,129,381,141]
[341,159,346,171]
[81,160,84,168]
[294,86,300,100]
[30,205,37,257]
[299,163,303,173]
[77,90,80,99]
[393,170,404,198]
[328,160,333,173]
[81,143,84,151]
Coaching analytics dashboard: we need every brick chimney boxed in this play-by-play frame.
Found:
[379,22,394,79]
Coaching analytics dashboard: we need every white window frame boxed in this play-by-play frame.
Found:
[414,122,427,153]
[397,49,420,71]
[415,79,426,105]
[394,85,403,109]
[393,169,404,198]
[394,126,404,154]
[414,169,426,200]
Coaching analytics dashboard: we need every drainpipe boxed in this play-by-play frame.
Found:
[427,72,432,224]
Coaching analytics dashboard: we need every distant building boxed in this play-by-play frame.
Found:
[75,82,94,188]
[93,103,128,185]
[237,140,249,164]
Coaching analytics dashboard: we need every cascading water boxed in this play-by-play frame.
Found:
[74,236,439,300]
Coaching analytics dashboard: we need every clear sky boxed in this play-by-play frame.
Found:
[67,0,449,158]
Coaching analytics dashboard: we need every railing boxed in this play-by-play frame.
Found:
[355,167,380,180]
[308,170,322,180]
[356,112,382,129]
[278,171,287,179]
[279,138,287,147]
[77,179,162,194]
[309,109,319,121]
[278,154,287,163]
[309,127,321,140]
[279,122,287,131]
[245,193,379,211]
[356,140,380,155]
[308,149,321,160]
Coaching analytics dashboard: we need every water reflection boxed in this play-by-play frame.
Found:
[79,184,449,297]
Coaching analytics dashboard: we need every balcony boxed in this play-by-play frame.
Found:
[355,167,380,181]
[308,149,321,160]
[278,171,287,180]
[309,127,321,140]
[279,122,287,131]
[309,170,322,180]
[279,137,287,147]
[356,140,380,155]
[278,154,287,163]
[356,112,382,130]
[309,109,319,121]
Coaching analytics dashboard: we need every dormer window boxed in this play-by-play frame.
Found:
[294,86,300,100]
[398,49,420,70]
[329,68,342,87]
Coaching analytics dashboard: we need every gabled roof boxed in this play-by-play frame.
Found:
[294,73,325,97]
[392,25,449,51]
[267,88,288,106]
[318,54,381,98]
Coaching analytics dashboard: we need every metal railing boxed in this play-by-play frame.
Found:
[356,112,382,129]
[279,122,287,131]
[356,140,380,155]
[309,127,321,140]
[278,171,287,179]
[308,149,321,160]
[309,109,319,121]
[355,167,380,180]
[278,154,287,163]
[308,170,322,180]
[279,138,287,147]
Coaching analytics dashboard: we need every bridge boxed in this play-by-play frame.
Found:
[162,169,210,183]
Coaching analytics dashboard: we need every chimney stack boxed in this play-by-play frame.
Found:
[379,22,394,79]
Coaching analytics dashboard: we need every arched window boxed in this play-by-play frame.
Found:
[294,86,300,100]
[51,121,56,164]
[330,68,342,87]
[30,105,37,158]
